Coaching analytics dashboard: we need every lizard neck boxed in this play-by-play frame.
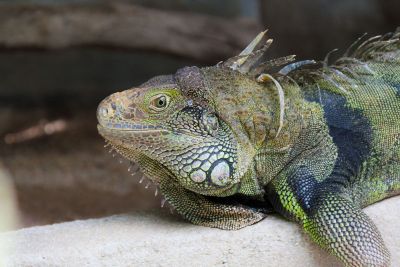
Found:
[183,67,332,197]
[254,76,335,186]
[200,68,292,180]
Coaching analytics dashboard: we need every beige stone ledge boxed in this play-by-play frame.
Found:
[1,196,399,267]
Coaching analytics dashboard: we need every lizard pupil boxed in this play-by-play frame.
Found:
[156,96,166,108]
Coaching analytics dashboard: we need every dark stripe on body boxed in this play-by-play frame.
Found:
[265,87,375,216]
[394,83,400,98]
[305,89,373,183]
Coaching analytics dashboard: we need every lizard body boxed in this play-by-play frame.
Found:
[97,29,400,266]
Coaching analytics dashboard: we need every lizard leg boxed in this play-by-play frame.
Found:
[303,192,390,267]
[267,167,390,267]
[159,178,268,230]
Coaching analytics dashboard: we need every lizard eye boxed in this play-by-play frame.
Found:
[149,94,170,112]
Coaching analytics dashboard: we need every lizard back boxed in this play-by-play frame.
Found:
[293,30,400,207]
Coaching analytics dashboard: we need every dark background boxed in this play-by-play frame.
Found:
[0,0,399,227]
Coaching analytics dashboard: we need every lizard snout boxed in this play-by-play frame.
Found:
[97,90,142,129]
[97,92,123,127]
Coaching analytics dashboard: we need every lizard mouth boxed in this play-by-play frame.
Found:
[97,124,170,152]
[97,122,166,132]
[97,123,206,142]
[97,123,169,137]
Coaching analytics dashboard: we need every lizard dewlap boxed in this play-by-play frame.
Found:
[97,28,400,267]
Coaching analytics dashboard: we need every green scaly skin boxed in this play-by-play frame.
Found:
[97,29,400,266]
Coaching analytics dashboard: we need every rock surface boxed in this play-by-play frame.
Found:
[0,168,17,267]
[1,196,399,267]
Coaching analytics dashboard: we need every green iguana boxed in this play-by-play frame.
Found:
[97,28,400,267]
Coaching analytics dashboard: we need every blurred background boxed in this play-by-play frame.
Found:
[0,0,399,229]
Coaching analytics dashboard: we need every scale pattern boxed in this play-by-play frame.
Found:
[97,28,400,267]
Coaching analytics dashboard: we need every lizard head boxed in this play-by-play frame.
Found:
[97,73,240,197]
[97,31,290,199]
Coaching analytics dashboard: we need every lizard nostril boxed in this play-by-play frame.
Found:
[100,107,109,118]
